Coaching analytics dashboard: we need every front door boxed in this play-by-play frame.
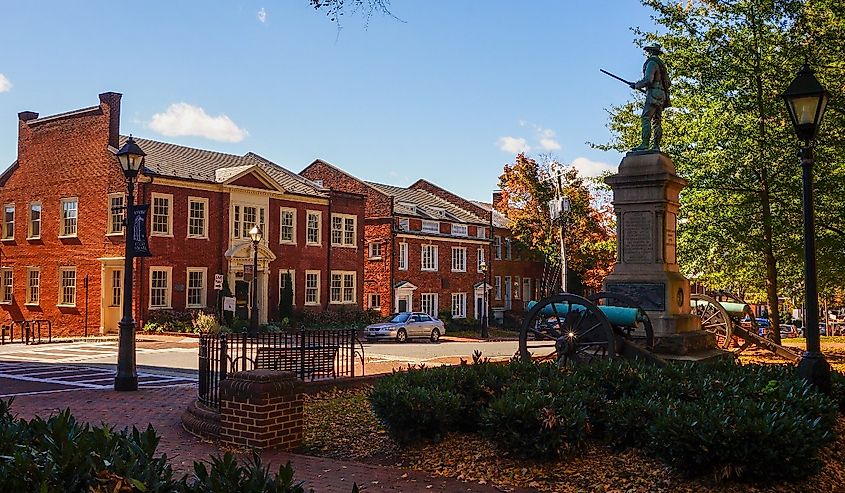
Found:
[397,293,412,313]
[235,280,250,320]
[103,268,122,333]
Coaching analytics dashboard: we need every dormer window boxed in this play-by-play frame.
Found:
[451,224,468,236]
[421,220,439,234]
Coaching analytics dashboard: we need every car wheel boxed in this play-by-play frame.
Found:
[396,328,408,343]
[430,328,440,343]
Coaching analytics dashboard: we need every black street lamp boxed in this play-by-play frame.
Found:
[479,261,489,338]
[113,136,145,391]
[249,225,263,336]
[782,63,831,394]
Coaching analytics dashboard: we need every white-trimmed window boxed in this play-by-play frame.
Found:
[398,218,410,231]
[306,211,321,245]
[398,243,408,270]
[186,268,207,308]
[27,268,39,305]
[477,247,486,272]
[494,236,502,260]
[495,276,502,300]
[505,238,512,260]
[513,276,521,299]
[151,193,173,236]
[504,275,512,308]
[451,247,466,272]
[476,226,487,239]
[369,293,381,310]
[330,271,356,304]
[188,197,208,239]
[2,204,14,240]
[368,242,382,259]
[421,244,438,271]
[149,267,172,309]
[233,204,265,240]
[0,268,12,303]
[108,194,124,235]
[279,269,295,306]
[60,198,78,237]
[451,223,468,236]
[522,278,532,302]
[28,202,41,239]
[420,293,438,318]
[451,292,466,319]
[279,208,296,244]
[58,267,76,306]
[111,270,121,307]
[421,220,439,234]
[331,213,356,247]
[305,270,320,305]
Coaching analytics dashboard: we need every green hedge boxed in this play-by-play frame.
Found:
[369,358,841,481]
[0,399,357,493]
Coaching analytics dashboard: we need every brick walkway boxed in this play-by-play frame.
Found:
[9,386,527,492]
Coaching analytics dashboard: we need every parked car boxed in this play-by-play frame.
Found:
[755,318,771,337]
[779,324,799,339]
[364,312,445,343]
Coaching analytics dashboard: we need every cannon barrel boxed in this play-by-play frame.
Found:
[691,299,748,318]
[526,300,644,327]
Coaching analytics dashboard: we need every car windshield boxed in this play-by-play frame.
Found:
[386,313,410,323]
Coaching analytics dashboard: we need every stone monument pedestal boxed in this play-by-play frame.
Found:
[604,152,720,357]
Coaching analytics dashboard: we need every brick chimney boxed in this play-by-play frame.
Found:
[492,190,505,212]
[99,92,122,149]
[17,111,39,122]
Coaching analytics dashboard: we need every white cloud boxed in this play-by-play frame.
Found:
[0,74,11,93]
[535,126,561,151]
[571,157,617,177]
[496,136,530,154]
[149,103,248,143]
[257,8,267,23]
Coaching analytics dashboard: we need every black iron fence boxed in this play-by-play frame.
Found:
[197,329,364,410]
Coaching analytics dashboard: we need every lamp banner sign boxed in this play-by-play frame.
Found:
[132,204,152,258]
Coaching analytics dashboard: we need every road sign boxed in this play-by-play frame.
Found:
[214,274,224,290]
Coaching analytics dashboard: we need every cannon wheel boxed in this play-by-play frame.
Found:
[691,293,733,349]
[588,291,655,351]
[519,293,616,365]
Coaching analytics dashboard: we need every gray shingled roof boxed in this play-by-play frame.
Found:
[365,181,486,224]
[121,136,327,197]
[471,200,509,229]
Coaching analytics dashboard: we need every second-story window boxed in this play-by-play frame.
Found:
[451,224,467,236]
[151,193,172,236]
[398,218,409,231]
[2,204,14,240]
[505,237,512,259]
[494,236,502,259]
[306,211,321,245]
[421,244,438,271]
[108,194,124,235]
[188,197,208,238]
[421,220,439,234]
[280,208,296,244]
[477,247,485,272]
[233,204,265,240]
[452,247,466,272]
[331,214,356,247]
[60,198,78,237]
[368,242,382,259]
[28,202,41,239]
[477,226,487,239]
[398,243,408,270]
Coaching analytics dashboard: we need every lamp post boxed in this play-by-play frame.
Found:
[782,63,831,394]
[479,261,489,338]
[248,225,263,336]
[113,136,145,391]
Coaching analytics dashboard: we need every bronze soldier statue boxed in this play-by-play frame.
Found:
[629,43,670,152]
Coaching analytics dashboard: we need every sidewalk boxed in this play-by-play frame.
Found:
[9,386,527,492]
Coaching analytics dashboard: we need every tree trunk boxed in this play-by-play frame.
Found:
[760,184,782,344]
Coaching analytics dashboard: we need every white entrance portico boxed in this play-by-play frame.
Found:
[473,281,492,320]
[394,280,417,313]
[225,241,276,324]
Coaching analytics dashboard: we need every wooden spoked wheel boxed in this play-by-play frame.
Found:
[588,291,655,351]
[519,293,616,366]
[691,293,732,349]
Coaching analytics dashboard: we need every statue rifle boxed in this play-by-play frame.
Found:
[600,69,645,93]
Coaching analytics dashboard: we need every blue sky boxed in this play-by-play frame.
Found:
[0,1,656,202]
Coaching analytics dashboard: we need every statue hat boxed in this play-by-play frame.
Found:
[643,43,663,54]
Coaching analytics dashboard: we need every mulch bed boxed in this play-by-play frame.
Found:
[301,347,845,492]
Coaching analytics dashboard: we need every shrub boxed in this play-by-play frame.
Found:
[144,310,196,333]
[193,312,220,333]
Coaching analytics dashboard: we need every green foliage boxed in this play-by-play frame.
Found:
[143,310,197,334]
[193,312,220,334]
[278,273,294,322]
[182,452,308,493]
[369,358,839,480]
[292,308,381,329]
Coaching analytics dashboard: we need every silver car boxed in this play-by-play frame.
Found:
[365,312,445,343]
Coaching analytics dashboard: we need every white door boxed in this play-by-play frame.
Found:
[103,268,123,333]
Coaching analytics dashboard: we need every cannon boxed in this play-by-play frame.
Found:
[690,293,800,363]
[519,292,663,366]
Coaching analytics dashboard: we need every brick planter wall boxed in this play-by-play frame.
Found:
[218,370,303,451]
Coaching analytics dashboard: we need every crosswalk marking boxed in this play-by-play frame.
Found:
[0,341,196,364]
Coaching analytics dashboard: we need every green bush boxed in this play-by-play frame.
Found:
[143,310,197,333]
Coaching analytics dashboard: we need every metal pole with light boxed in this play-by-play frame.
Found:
[248,225,263,336]
[782,63,831,394]
[114,136,145,391]
[479,261,489,338]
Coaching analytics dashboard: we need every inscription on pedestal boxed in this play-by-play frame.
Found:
[666,212,677,264]
[622,211,654,263]
[606,282,666,311]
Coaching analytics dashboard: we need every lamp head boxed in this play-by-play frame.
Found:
[115,135,146,178]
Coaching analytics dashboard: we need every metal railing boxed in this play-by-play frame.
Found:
[197,329,364,410]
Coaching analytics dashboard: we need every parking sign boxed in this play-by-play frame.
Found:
[214,274,224,290]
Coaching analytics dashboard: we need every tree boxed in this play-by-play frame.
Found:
[309,0,395,25]
[599,0,845,343]
[497,153,616,293]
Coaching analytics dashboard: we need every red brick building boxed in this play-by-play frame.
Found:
[301,161,543,324]
[0,93,364,337]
